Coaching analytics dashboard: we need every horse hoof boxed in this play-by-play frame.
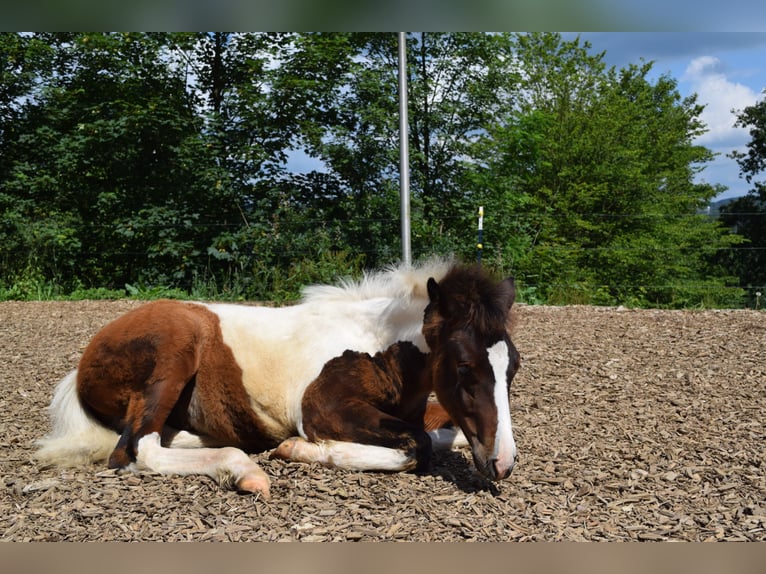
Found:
[270,437,302,460]
[236,473,271,499]
[108,447,133,469]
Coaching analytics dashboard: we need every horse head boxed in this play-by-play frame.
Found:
[423,265,520,481]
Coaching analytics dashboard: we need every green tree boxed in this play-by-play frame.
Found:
[1,33,213,291]
[279,33,520,266]
[729,92,766,182]
[0,32,750,306]
[0,33,323,297]
[469,33,741,306]
[719,92,766,303]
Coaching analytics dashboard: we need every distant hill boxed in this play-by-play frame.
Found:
[706,196,744,217]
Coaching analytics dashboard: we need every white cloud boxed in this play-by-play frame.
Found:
[682,56,758,147]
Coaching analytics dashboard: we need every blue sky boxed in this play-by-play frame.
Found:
[566,32,766,200]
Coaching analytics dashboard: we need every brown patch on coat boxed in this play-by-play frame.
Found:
[76,300,275,468]
[300,341,434,469]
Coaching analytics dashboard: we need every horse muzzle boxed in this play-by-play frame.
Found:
[472,447,516,481]
[491,456,516,480]
[482,434,518,481]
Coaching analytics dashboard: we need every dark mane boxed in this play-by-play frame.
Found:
[423,264,515,345]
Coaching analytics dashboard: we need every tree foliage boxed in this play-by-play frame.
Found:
[467,34,741,306]
[719,91,766,303]
[0,32,749,306]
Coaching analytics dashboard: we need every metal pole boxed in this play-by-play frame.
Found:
[398,32,412,267]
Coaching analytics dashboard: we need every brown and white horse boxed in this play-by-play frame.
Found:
[35,261,519,498]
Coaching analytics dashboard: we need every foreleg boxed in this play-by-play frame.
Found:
[270,437,418,472]
[423,400,468,450]
[272,404,432,472]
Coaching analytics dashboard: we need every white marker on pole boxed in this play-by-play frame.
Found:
[477,206,484,264]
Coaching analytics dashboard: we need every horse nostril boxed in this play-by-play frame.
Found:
[492,457,515,480]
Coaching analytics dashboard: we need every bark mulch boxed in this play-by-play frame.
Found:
[1,300,764,541]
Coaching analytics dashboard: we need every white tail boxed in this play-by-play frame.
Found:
[35,370,118,467]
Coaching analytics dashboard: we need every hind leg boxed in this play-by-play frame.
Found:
[105,364,196,469]
[135,433,270,498]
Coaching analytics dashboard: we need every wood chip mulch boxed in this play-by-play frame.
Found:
[1,300,764,541]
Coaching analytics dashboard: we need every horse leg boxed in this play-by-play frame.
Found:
[104,357,199,469]
[110,368,272,495]
[107,388,182,468]
[423,400,468,451]
[135,432,270,498]
[271,436,420,472]
[423,399,452,430]
[113,382,272,496]
[272,404,432,472]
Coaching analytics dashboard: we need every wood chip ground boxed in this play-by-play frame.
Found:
[1,301,764,541]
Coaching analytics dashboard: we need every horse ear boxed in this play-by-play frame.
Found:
[427,277,440,304]
[498,276,516,309]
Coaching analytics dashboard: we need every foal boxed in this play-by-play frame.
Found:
[35,261,518,497]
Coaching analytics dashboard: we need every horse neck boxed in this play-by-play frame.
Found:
[375,295,430,352]
[300,259,451,353]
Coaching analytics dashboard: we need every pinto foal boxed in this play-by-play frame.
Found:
[35,262,519,498]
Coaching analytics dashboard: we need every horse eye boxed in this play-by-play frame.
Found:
[457,364,471,377]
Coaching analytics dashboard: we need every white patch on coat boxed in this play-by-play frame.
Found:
[428,428,469,450]
[280,437,416,472]
[204,300,396,440]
